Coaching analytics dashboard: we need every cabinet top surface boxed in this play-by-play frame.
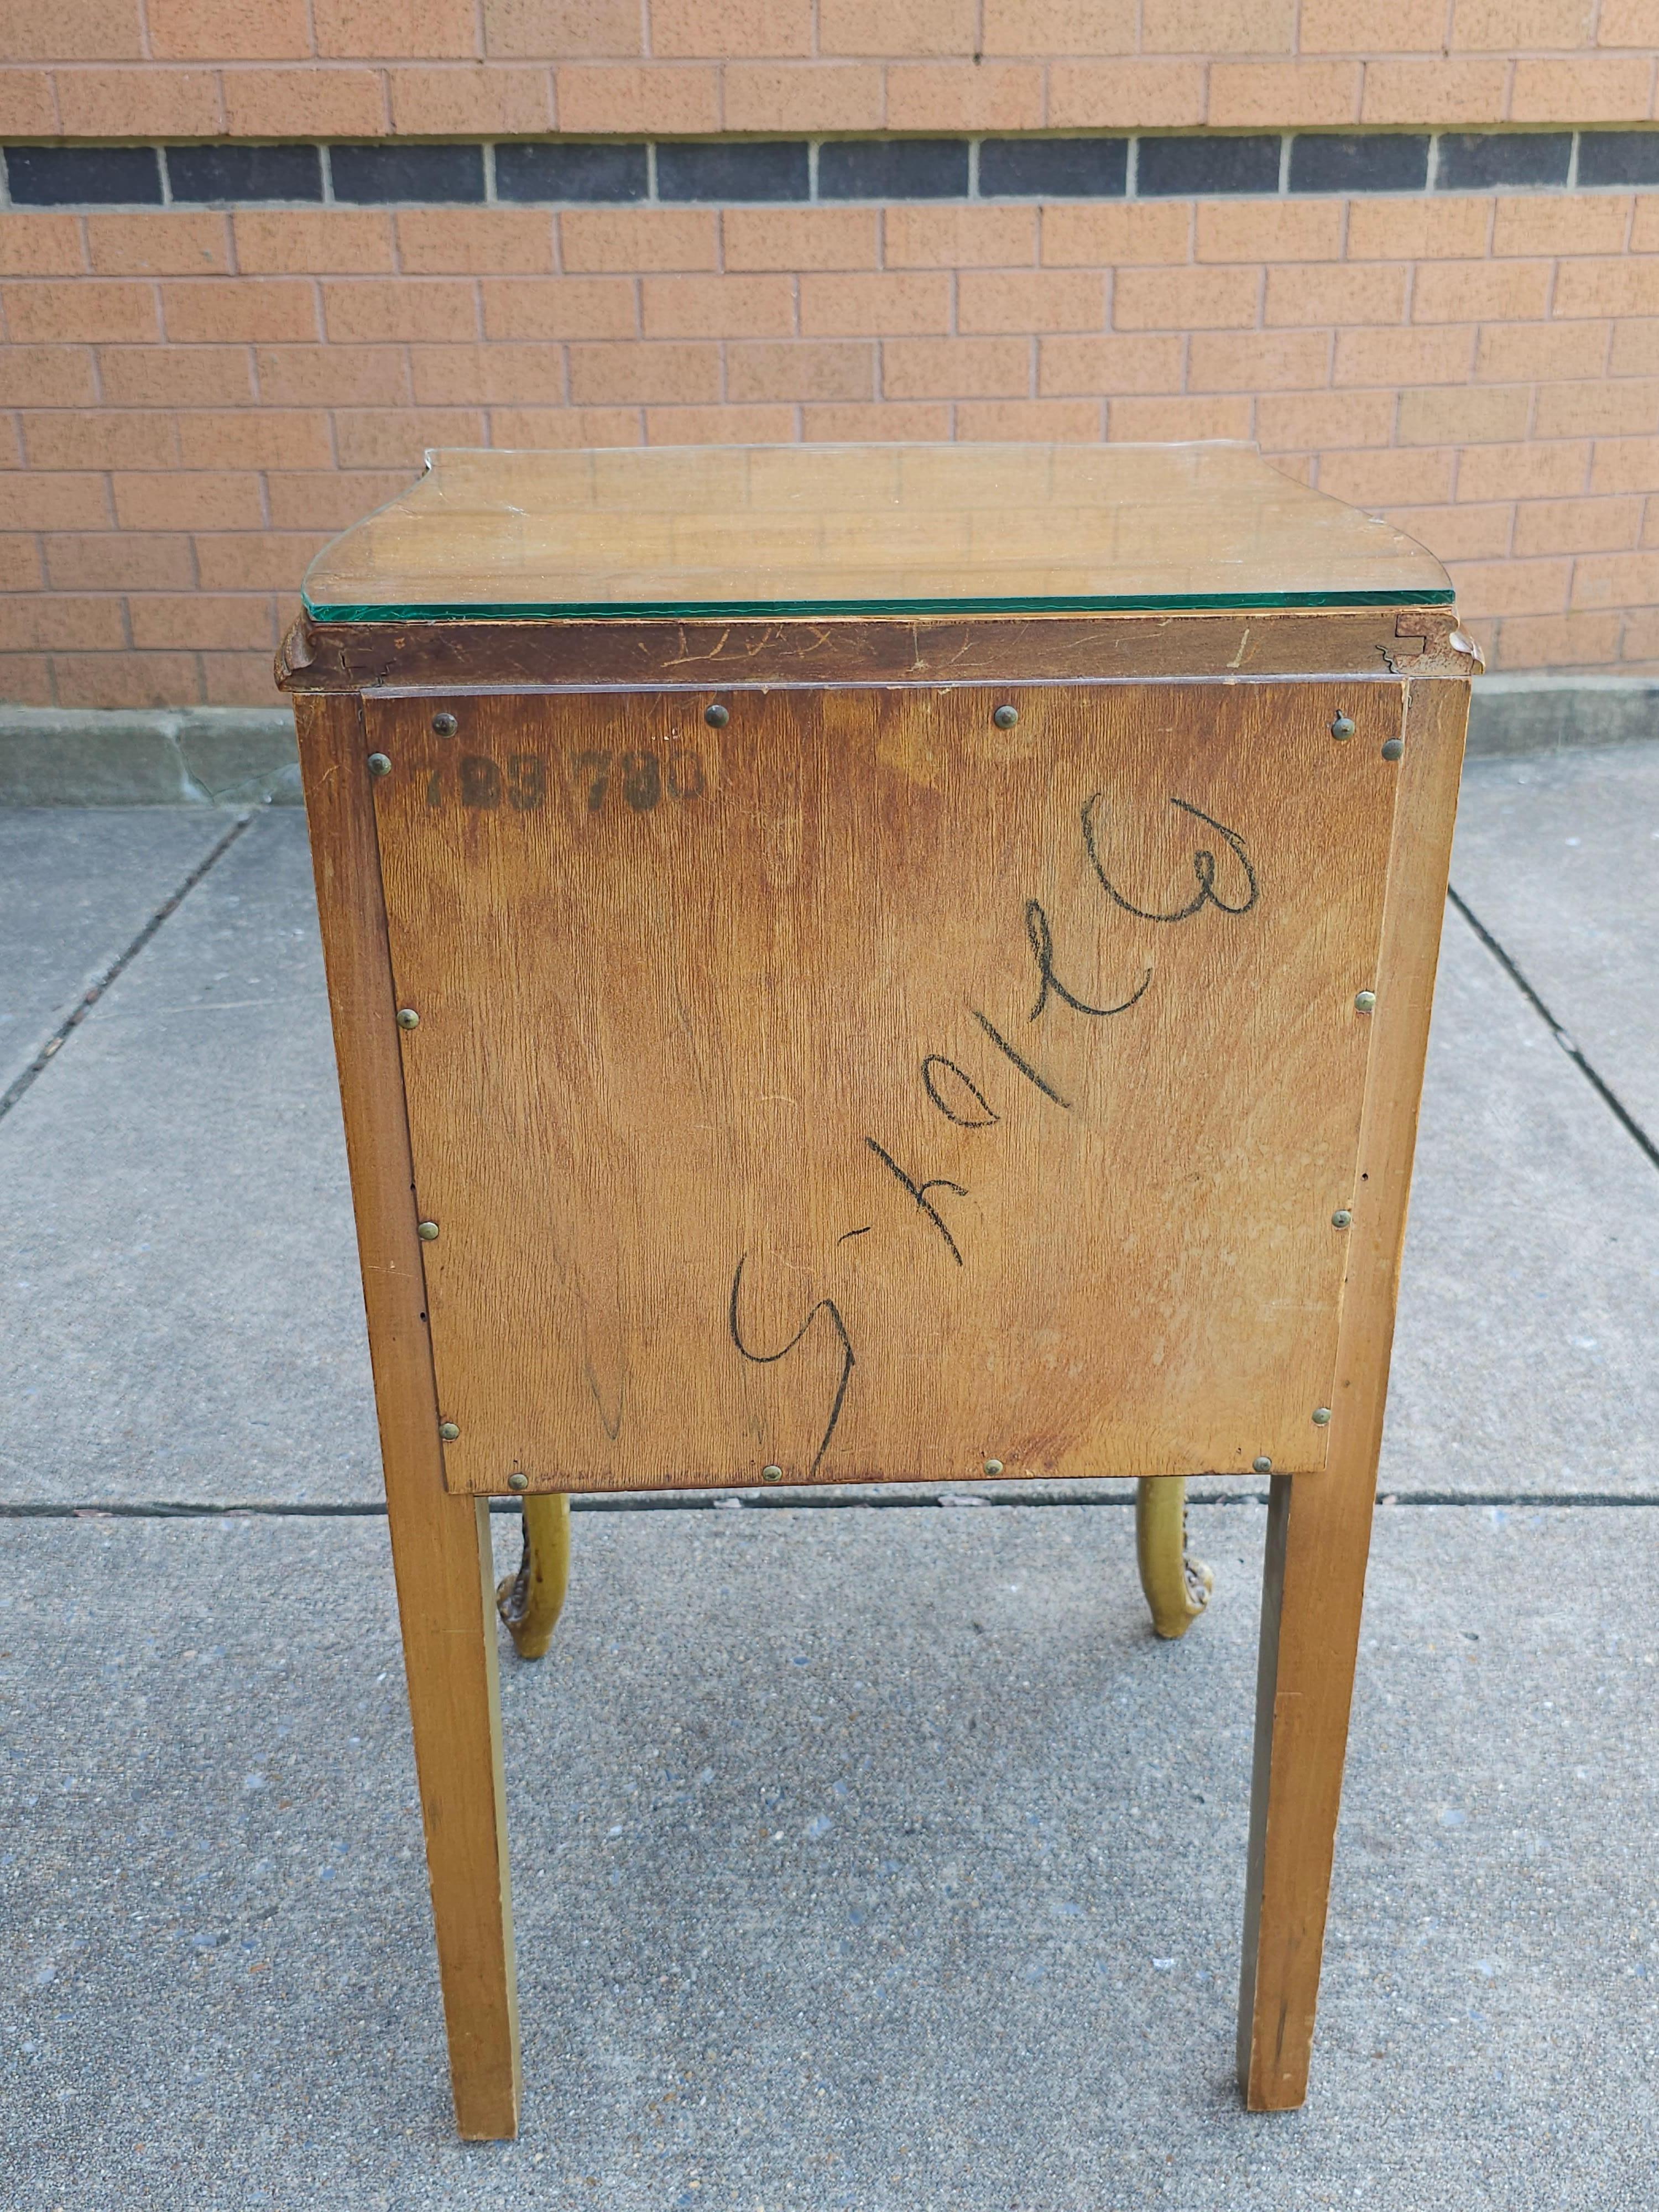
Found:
[301,441,1452,623]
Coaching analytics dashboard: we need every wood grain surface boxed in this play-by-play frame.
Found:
[366,677,1405,1495]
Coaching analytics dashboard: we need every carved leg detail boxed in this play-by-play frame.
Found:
[496,1493,571,1660]
[1136,1477,1213,1641]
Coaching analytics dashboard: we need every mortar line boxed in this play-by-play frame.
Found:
[0,813,252,1125]
[1447,883,1659,1173]
[7,1489,1658,1520]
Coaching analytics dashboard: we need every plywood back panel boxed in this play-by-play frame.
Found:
[367,680,1404,1494]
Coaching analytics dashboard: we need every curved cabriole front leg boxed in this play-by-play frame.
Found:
[1135,1477,1213,1640]
[496,1494,572,1660]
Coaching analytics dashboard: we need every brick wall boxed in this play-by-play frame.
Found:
[7,6,1659,703]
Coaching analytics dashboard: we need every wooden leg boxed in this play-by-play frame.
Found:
[1235,677,1468,2109]
[1235,1469,1375,2108]
[295,692,520,2139]
[497,1493,572,1660]
[389,1489,521,2139]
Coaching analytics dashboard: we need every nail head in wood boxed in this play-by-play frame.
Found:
[507,1472,529,1492]
[367,753,392,777]
[1330,714,1355,740]
[1380,738,1405,761]
[993,705,1019,728]
[760,1463,782,1481]
[432,713,457,736]
[983,1457,1004,1475]
[397,1008,420,1030]
[1253,1456,1273,1474]
[1331,1208,1352,1227]
[1312,1407,1332,1426]
[439,1421,460,1441]
[1354,990,1377,1013]
[418,1220,439,1240]
[705,703,729,727]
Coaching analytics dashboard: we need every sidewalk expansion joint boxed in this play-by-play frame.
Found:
[6,1490,1659,1520]
[1448,883,1659,1175]
[0,811,252,1125]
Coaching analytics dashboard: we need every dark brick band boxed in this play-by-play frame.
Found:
[3,129,1656,211]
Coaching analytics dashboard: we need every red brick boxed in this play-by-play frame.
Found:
[1208,61,1360,127]
[1195,200,1343,264]
[4,281,158,344]
[957,398,1104,441]
[720,62,884,131]
[1047,60,1204,128]
[99,345,256,406]
[54,650,203,708]
[818,0,973,55]
[1452,0,1595,49]
[1256,389,1396,450]
[1345,197,1491,261]
[195,533,332,591]
[982,0,1136,53]
[800,401,953,440]
[800,273,952,336]
[1108,395,1255,441]
[644,404,799,444]
[201,650,283,705]
[959,272,1105,335]
[1474,322,1611,383]
[0,216,86,277]
[176,410,334,469]
[410,342,568,404]
[884,206,1037,269]
[481,276,635,338]
[1611,318,1659,375]
[388,63,554,132]
[129,592,275,650]
[397,208,556,275]
[1318,447,1458,507]
[1511,56,1652,120]
[726,341,874,402]
[1360,59,1508,123]
[1386,502,1514,562]
[57,67,222,136]
[1144,0,1293,48]
[1265,264,1407,327]
[486,407,641,446]
[221,67,387,135]
[3,478,111,533]
[265,469,414,529]
[254,343,411,407]
[0,346,98,406]
[321,279,478,342]
[1042,202,1190,267]
[1115,267,1260,332]
[148,0,310,57]
[1487,611,1624,668]
[560,209,718,273]
[23,410,179,470]
[44,532,195,591]
[1452,555,1573,615]
[722,208,875,272]
[1037,332,1185,395]
[1532,379,1659,438]
[1554,257,1659,317]
[1512,496,1644,556]
[1412,260,1553,324]
[87,211,231,279]
[883,336,1031,398]
[333,408,488,468]
[1459,440,1590,500]
[161,279,320,343]
[1589,437,1659,493]
[1333,326,1477,386]
[0,71,58,134]
[0,595,127,651]
[0,536,43,591]
[1493,195,1633,258]
[1187,330,1331,392]
[482,0,643,57]
[112,471,265,529]
[1,0,143,58]
[316,0,474,54]
[641,274,796,338]
[1571,549,1659,608]
[566,342,721,404]
[1398,385,1533,445]
[233,212,395,275]
[650,0,812,57]
[555,62,719,132]
[885,62,1044,131]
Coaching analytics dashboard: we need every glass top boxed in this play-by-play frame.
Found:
[302,441,1454,623]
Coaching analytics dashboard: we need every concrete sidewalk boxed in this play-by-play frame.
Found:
[3,747,1659,2205]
